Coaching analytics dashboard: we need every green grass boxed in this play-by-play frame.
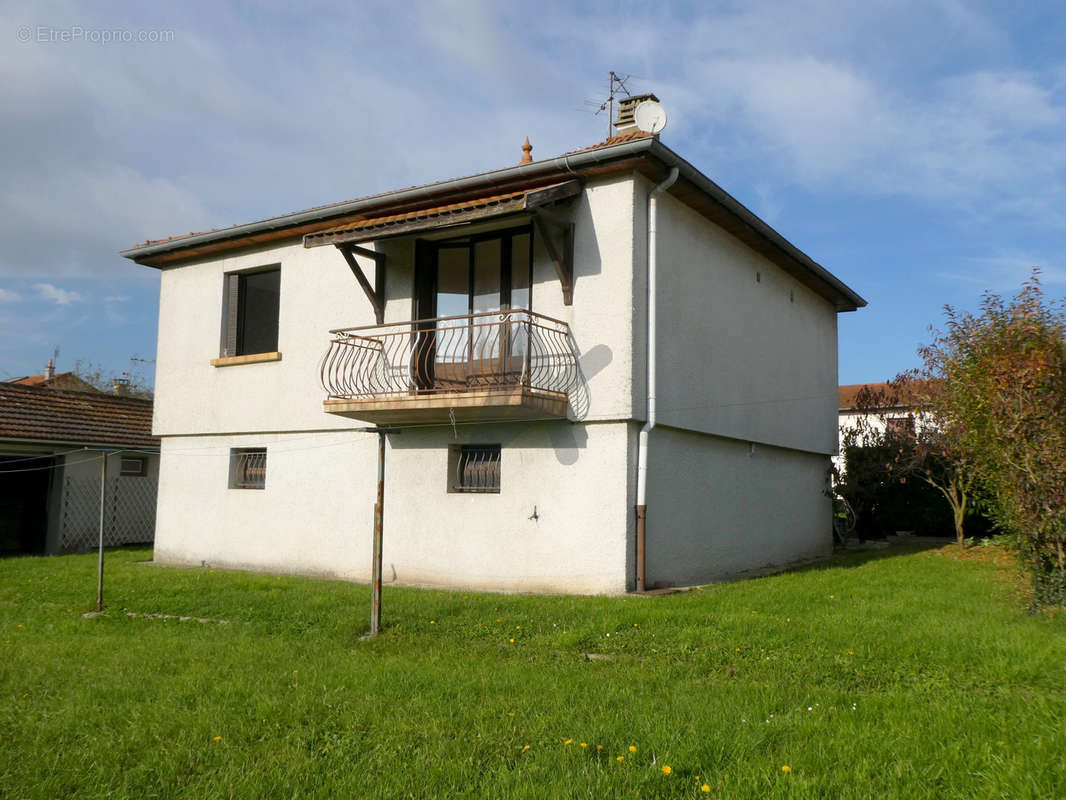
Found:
[1,545,1064,799]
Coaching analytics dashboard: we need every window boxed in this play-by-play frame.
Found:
[119,457,147,477]
[229,448,267,489]
[885,416,916,437]
[220,267,280,357]
[448,445,501,493]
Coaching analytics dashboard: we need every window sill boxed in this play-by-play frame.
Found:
[211,352,282,367]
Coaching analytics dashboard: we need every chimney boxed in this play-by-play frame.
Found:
[613,93,659,135]
[112,378,130,396]
[44,358,55,379]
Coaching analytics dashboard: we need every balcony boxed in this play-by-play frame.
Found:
[321,309,578,424]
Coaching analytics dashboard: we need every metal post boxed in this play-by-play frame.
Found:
[360,426,400,637]
[370,430,385,635]
[96,451,108,611]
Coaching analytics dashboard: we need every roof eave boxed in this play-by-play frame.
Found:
[120,138,658,264]
[121,135,865,311]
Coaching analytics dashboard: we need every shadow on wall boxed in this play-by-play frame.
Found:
[567,341,612,421]
[388,419,591,466]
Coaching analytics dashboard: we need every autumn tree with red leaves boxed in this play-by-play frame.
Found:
[919,272,1066,607]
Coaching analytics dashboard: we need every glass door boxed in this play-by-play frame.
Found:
[413,226,533,392]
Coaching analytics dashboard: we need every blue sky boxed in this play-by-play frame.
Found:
[2,0,1064,387]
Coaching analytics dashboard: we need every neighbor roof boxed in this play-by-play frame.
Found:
[839,382,931,411]
[121,133,866,312]
[7,372,99,393]
[0,383,158,449]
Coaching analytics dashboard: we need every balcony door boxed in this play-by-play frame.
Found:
[413,226,532,391]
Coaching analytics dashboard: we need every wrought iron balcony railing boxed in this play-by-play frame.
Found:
[321,309,578,406]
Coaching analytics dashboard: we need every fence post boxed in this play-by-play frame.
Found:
[96,451,108,612]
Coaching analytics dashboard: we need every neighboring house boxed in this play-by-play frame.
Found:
[836,381,929,471]
[0,383,159,556]
[121,97,865,594]
[8,359,99,393]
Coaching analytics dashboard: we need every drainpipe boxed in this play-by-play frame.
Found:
[635,166,678,593]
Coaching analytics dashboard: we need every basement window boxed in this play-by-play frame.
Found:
[448,445,501,493]
[229,447,267,490]
[220,267,280,357]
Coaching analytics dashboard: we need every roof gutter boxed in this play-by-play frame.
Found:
[643,139,866,312]
[119,136,864,311]
[120,138,658,263]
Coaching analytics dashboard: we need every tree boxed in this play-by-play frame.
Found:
[884,375,976,548]
[71,358,154,399]
[834,380,980,547]
[918,271,1066,607]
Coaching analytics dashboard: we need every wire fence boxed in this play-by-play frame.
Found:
[59,473,157,553]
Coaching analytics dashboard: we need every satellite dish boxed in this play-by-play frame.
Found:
[633,100,667,134]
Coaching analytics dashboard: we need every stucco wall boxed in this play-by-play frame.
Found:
[152,175,638,439]
[154,422,631,594]
[641,181,839,455]
[644,425,832,588]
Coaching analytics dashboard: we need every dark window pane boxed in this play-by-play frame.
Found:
[237,269,280,355]
[510,233,530,311]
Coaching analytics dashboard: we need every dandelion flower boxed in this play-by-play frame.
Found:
[515,625,521,630]
[701,784,711,793]
[509,638,515,643]
[507,711,515,717]
[829,595,835,599]
[616,756,624,763]
[213,736,222,742]
[430,620,435,625]
[580,742,588,748]
[522,745,531,752]
[596,745,603,751]
[781,765,792,773]
[661,765,672,775]
[564,739,573,745]
[628,745,637,753]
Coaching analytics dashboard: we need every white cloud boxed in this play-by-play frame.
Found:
[33,283,83,305]
[0,288,20,302]
[939,255,1066,291]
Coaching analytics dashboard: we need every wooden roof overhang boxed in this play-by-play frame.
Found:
[303,180,583,320]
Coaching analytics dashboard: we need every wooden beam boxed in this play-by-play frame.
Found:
[523,179,582,209]
[532,211,574,305]
[338,244,385,324]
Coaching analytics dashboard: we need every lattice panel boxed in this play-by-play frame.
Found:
[59,474,157,553]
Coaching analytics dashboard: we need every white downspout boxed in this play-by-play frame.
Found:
[635,166,678,593]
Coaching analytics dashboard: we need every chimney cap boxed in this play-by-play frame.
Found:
[614,93,660,133]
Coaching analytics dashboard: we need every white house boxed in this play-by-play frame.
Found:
[122,98,865,594]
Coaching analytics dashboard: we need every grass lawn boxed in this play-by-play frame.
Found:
[1,544,1064,799]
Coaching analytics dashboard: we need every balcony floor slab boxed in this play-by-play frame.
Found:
[323,387,568,425]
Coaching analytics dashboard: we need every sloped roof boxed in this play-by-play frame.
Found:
[8,372,99,393]
[0,382,157,449]
[121,132,866,312]
[839,381,931,411]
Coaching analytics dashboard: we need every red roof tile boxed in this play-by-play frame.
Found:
[0,382,157,449]
[839,381,931,411]
[131,134,655,249]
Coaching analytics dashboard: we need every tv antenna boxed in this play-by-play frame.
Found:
[594,71,632,139]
